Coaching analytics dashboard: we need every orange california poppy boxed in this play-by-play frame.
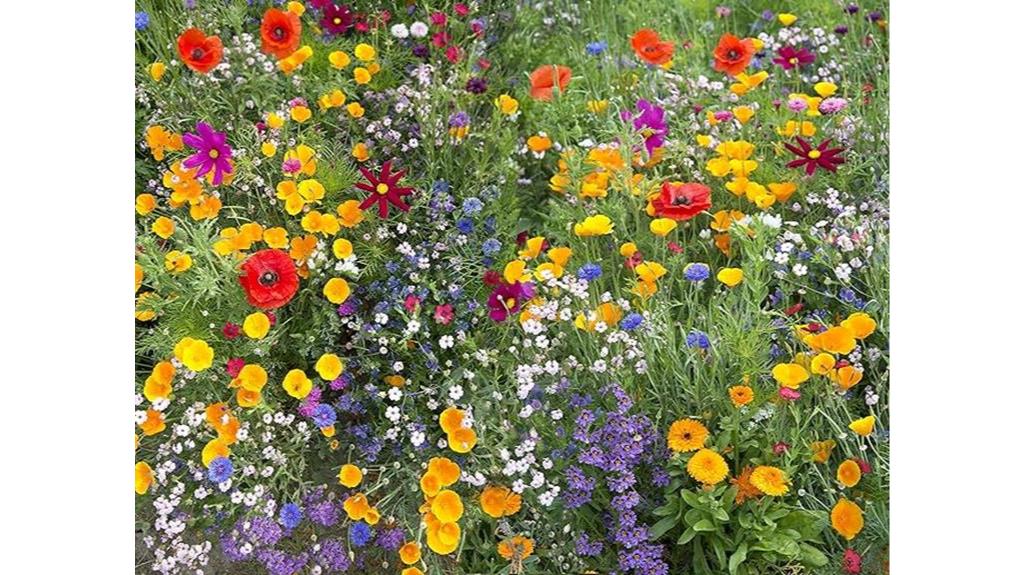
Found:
[529,65,571,101]
[631,29,674,65]
[712,33,755,76]
[261,8,302,60]
[177,28,223,74]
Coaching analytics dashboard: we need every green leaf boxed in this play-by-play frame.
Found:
[649,515,678,540]
[681,489,703,509]
[677,527,697,545]
[799,543,829,567]
[693,519,717,532]
[713,506,730,522]
[729,542,748,575]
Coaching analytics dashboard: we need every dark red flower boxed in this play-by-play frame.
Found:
[356,160,415,218]
[773,45,816,70]
[855,458,872,475]
[773,441,790,455]
[222,322,240,340]
[651,181,712,221]
[321,3,354,35]
[483,270,501,286]
[785,138,845,175]
[239,249,299,309]
[784,302,804,316]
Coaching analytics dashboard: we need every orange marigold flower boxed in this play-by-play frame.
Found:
[730,466,762,504]
[831,498,865,540]
[497,535,535,561]
[667,418,709,452]
[728,385,754,407]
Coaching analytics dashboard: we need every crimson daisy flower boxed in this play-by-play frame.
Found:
[356,160,415,218]
[773,45,815,70]
[784,137,845,175]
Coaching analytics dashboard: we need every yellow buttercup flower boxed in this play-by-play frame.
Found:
[135,193,157,215]
[243,312,271,339]
[316,353,344,381]
[338,463,363,487]
[686,448,729,485]
[831,498,864,540]
[428,457,462,486]
[261,142,278,157]
[649,218,677,237]
[573,214,614,237]
[282,369,313,399]
[329,50,351,69]
[849,415,876,437]
[772,363,809,388]
[716,267,744,287]
[201,437,230,467]
[286,1,304,16]
[324,278,351,304]
[149,62,166,82]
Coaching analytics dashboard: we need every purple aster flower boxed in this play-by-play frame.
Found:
[622,99,667,156]
[575,532,604,557]
[182,122,233,185]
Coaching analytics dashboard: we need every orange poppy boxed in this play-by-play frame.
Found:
[261,8,301,60]
[529,65,571,101]
[712,33,755,77]
[177,28,223,74]
[631,29,674,65]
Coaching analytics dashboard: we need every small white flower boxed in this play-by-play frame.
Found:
[390,23,409,38]
[410,21,428,38]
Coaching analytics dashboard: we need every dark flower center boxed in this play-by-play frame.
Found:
[727,49,739,60]
[682,432,692,440]
[191,47,205,60]
[259,270,279,286]
[272,26,286,40]
[672,195,691,206]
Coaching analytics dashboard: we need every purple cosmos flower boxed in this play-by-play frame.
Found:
[773,45,816,70]
[320,3,353,35]
[183,122,233,185]
[622,99,667,156]
[486,281,534,322]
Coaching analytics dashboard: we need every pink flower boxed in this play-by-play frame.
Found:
[432,31,450,48]
[226,358,245,378]
[404,294,420,312]
[454,3,470,17]
[430,11,448,26]
[434,304,454,325]
[667,241,684,254]
[445,45,461,63]
[772,441,790,455]
[841,548,862,574]
[222,322,240,340]
[779,387,801,401]
[855,458,872,475]
[713,110,734,122]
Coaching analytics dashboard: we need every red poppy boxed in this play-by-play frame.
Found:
[177,28,223,74]
[631,29,674,66]
[239,249,300,309]
[651,181,712,221]
[356,160,415,219]
[712,33,754,76]
[260,8,302,60]
[529,65,571,101]
[784,138,846,175]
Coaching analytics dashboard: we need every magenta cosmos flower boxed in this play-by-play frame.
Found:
[785,137,845,175]
[621,99,667,156]
[182,121,233,185]
[356,160,415,218]
[487,281,534,322]
[320,3,354,35]
[773,45,815,70]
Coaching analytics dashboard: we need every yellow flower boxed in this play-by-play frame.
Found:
[810,439,836,464]
[586,99,609,113]
[316,353,344,381]
[778,120,816,138]
[814,326,857,355]
[428,456,462,486]
[728,385,754,407]
[353,66,372,84]
[686,448,729,485]
[333,238,354,259]
[402,568,425,575]
[135,193,157,215]
[152,216,175,239]
[337,200,365,227]
[286,1,304,16]
[810,352,837,375]
[329,50,351,69]
[420,473,442,497]
[338,463,363,487]
[814,82,838,98]
[201,437,230,466]
[729,71,768,96]
[352,142,370,162]
[733,105,755,124]
[497,536,535,561]
[772,363,809,388]
[261,142,278,157]
[750,466,789,496]
[320,88,347,110]
[837,459,862,488]
[619,242,638,258]
[573,214,614,237]
[324,278,351,304]
[174,337,214,372]
[518,236,546,259]
[164,250,193,274]
[778,13,798,26]
[267,112,285,129]
[278,45,313,74]
[135,462,154,494]
[527,134,552,155]
[432,490,464,523]
[439,407,465,434]
[494,94,519,115]
[290,105,312,123]
[243,312,271,339]
[841,312,877,339]
[399,542,421,565]
[354,43,376,61]
[634,261,667,284]
[768,182,797,202]
[716,267,744,287]
[833,365,863,391]
[236,364,268,392]
[426,521,459,555]
[667,419,709,452]
[282,369,313,399]
[149,62,166,82]
[343,493,370,520]
[849,415,876,437]
[263,227,289,249]
[504,259,527,284]
[346,102,365,118]
[649,218,678,237]
[548,246,572,267]
[448,427,477,453]
[135,292,158,321]
[831,498,864,540]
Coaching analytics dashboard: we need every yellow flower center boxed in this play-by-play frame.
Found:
[333,17,341,24]
[208,149,219,159]
[789,57,798,65]
[808,150,821,159]
[376,183,390,195]
[504,297,516,309]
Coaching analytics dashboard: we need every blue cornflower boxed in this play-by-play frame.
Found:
[135,12,150,31]
[349,522,372,547]
[586,41,608,56]
[456,218,474,233]
[621,313,643,331]
[686,330,710,350]
[208,457,233,483]
[432,180,451,194]
[279,503,302,529]
[482,238,501,256]
[312,404,337,428]
[683,263,711,282]
[462,197,483,215]
[577,263,602,281]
